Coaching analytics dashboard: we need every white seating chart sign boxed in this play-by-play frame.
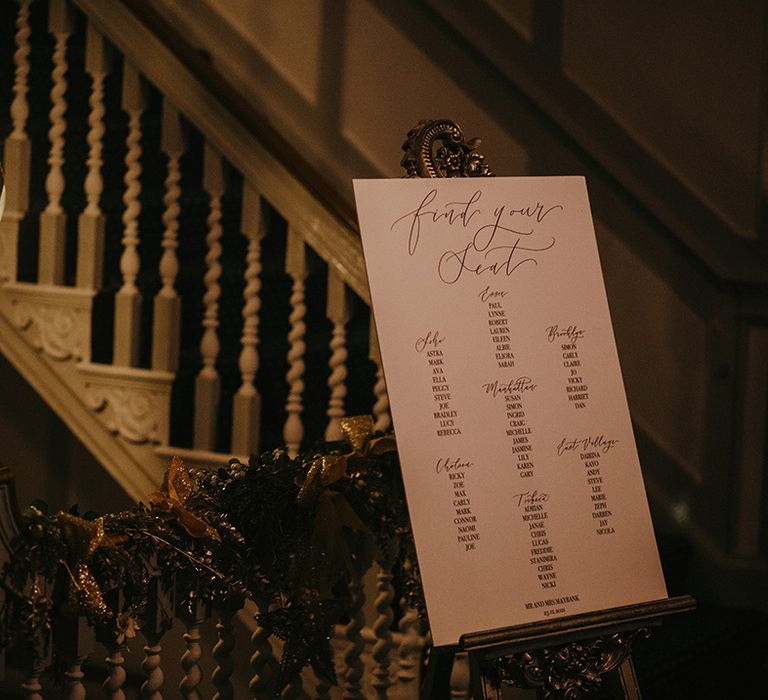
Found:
[354,176,668,647]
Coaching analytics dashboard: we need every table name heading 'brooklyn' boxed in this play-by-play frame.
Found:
[390,188,561,285]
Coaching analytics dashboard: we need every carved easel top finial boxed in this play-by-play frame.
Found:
[400,119,493,178]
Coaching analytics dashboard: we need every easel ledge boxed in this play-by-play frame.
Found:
[423,595,696,699]
[460,595,696,656]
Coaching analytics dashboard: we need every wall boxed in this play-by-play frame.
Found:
[0,354,132,513]
[109,0,768,607]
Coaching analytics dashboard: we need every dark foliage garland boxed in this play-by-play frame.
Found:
[0,420,426,691]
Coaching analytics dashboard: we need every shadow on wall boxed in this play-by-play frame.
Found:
[0,354,133,513]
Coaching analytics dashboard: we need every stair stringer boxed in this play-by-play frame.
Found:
[0,282,174,501]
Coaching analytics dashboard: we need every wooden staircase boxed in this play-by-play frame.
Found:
[1,1,768,697]
[0,0,383,501]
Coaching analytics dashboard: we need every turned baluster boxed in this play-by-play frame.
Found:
[141,562,174,700]
[369,319,391,433]
[76,21,110,291]
[113,61,146,367]
[249,597,279,698]
[57,614,95,700]
[142,636,164,700]
[449,652,471,700]
[231,182,264,455]
[0,0,32,282]
[176,579,205,700]
[20,642,50,700]
[342,577,366,700]
[151,100,185,372]
[283,228,308,457]
[98,589,129,700]
[38,0,73,285]
[325,269,350,442]
[372,558,396,698]
[103,641,128,700]
[395,565,424,696]
[21,662,46,700]
[212,594,244,700]
[194,142,225,450]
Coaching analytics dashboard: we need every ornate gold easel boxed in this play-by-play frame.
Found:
[399,120,696,699]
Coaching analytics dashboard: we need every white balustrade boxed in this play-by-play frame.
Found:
[60,616,94,700]
[64,659,87,700]
[369,318,392,433]
[449,652,471,699]
[0,0,384,477]
[249,598,278,697]
[179,623,203,700]
[140,571,169,700]
[372,559,396,698]
[9,0,32,142]
[141,640,164,700]
[342,578,366,700]
[212,597,241,700]
[283,227,308,457]
[38,0,73,286]
[21,668,44,700]
[113,61,146,367]
[231,181,263,455]
[151,99,185,373]
[103,643,128,700]
[396,569,424,696]
[194,141,225,450]
[325,269,350,442]
[76,21,109,290]
[0,0,32,282]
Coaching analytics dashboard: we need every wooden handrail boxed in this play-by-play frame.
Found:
[113,0,360,237]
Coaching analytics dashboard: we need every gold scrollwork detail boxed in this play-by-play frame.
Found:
[400,119,493,179]
[483,629,649,699]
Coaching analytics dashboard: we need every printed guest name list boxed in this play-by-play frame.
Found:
[354,176,667,647]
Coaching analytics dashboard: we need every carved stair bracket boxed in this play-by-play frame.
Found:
[4,283,95,362]
[78,363,174,445]
[400,119,493,178]
[484,629,649,699]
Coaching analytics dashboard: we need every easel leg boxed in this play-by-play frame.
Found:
[603,655,642,699]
